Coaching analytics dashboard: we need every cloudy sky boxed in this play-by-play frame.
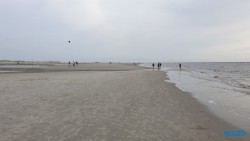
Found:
[1,0,250,62]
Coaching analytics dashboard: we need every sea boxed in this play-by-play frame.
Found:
[142,62,250,131]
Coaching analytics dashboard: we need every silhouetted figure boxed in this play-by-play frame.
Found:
[157,63,161,71]
[152,63,155,70]
[68,61,71,67]
[179,63,182,70]
[76,61,78,66]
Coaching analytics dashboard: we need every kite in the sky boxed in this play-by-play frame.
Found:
[68,41,70,43]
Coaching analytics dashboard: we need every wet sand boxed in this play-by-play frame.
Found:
[0,63,143,73]
[0,63,246,140]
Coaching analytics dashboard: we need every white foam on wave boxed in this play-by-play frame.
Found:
[208,100,216,105]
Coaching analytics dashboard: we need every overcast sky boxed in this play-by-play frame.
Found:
[1,0,250,62]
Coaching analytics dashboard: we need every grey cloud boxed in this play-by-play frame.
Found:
[1,0,250,62]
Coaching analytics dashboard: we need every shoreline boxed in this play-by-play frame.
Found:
[0,64,247,140]
[165,70,250,132]
[143,63,250,133]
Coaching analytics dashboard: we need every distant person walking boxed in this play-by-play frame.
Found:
[179,63,182,70]
[152,63,155,70]
[68,61,71,67]
[157,62,161,71]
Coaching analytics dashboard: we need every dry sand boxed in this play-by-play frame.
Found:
[0,64,246,141]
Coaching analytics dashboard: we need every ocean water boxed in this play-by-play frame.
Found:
[165,62,250,94]
[143,62,250,131]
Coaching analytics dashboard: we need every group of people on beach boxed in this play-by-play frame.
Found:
[68,61,79,67]
[152,63,182,70]
[152,62,162,71]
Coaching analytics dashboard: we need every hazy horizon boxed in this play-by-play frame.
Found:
[1,0,250,62]
[1,59,250,64]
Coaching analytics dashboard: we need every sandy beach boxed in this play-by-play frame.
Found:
[0,63,246,141]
